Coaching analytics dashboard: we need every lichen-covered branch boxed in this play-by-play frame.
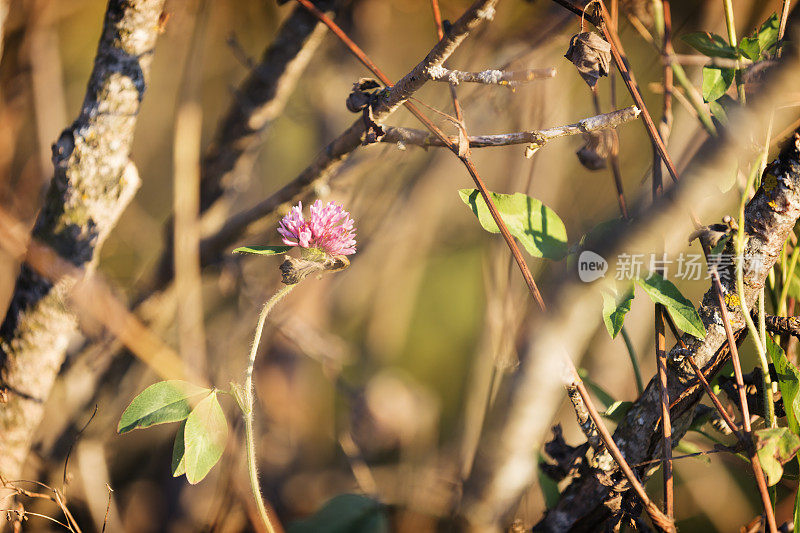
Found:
[0,0,165,480]
[537,132,800,531]
[765,314,800,338]
[426,65,556,86]
[380,106,640,149]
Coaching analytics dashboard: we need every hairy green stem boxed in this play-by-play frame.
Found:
[779,246,800,316]
[722,0,746,103]
[736,160,775,428]
[243,283,296,533]
[621,325,644,395]
[670,61,717,135]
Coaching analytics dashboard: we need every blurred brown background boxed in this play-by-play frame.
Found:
[0,0,797,531]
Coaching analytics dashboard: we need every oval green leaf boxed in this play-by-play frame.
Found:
[739,13,779,61]
[635,274,706,339]
[458,189,568,260]
[681,32,737,59]
[287,494,388,533]
[233,245,292,256]
[602,287,634,339]
[702,67,734,102]
[172,421,187,477]
[118,380,211,434]
[184,391,228,484]
[755,427,800,486]
[769,334,800,435]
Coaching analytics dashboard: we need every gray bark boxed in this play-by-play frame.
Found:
[0,0,165,480]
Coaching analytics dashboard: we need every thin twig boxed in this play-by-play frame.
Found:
[668,53,749,68]
[778,0,791,58]
[426,65,556,86]
[573,379,676,532]
[651,0,674,516]
[711,270,777,533]
[722,0,746,103]
[662,313,743,439]
[596,1,680,184]
[655,306,673,517]
[625,12,716,134]
[380,106,640,148]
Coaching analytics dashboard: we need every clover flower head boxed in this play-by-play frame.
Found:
[277,200,356,256]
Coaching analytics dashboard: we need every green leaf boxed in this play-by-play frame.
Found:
[769,334,800,434]
[738,36,760,61]
[739,13,780,61]
[458,189,568,260]
[755,427,800,486]
[118,381,211,434]
[184,392,228,484]
[603,400,633,423]
[636,273,706,339]
[233,245,293,256]
[172,421,187,477]
[287,494,388,533]
[702,67,735,102]
[577,368,615,409]
[579,218,627,250]
[602,287,634,338]
[682,32,737,58]
[707,99,729,126]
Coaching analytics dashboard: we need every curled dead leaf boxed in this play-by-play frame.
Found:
[346,78,382,113]
[576,130,614,170]
[564,32,611,88]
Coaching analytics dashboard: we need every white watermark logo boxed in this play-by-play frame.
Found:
[576,252,766,283]
[578,251,608,282]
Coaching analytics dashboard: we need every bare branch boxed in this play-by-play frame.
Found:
[426,65,556,86]
[380,105,640,149]
[0,0,167,481]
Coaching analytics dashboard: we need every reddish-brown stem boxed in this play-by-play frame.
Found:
[655,306,673,518]
[663,313,743,437]
[710,271,777,533]
[294,0,390,85]
[597,2,678,184]
[574,380,676,533]
[651,2,674,517]
[590,88,628,219]
[553,0,680,184]
[430,0,445,40]
[430,0,466,127]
